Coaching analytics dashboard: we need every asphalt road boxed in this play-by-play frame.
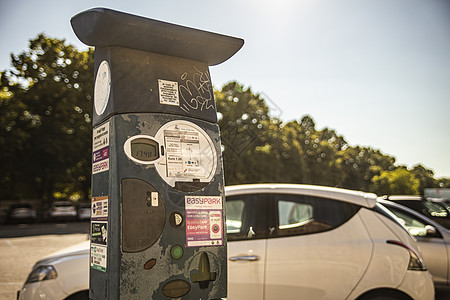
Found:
[0,222,89,300]
[0,222,449,300]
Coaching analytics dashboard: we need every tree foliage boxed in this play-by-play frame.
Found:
[216,82,279,184]
[370,168,420,195]
[0,35,447,203]
[215,81,447,195]
[0,34,94,201]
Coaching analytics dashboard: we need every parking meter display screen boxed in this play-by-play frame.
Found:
[130,139,159,161]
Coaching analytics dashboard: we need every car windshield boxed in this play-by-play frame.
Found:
[375,203,411,235]
[387,207,429,236]
[424,201,448,218]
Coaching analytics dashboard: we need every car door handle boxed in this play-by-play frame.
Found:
[229,255,261,262]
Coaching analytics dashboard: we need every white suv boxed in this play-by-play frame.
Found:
[19,184,434,300]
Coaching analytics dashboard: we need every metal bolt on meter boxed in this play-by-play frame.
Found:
[71,7,243,299]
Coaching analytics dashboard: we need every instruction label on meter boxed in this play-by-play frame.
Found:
[92,196,108,220]
[158,79,179,106]
[164,129,202,178]
[155,120,217,189]
[91,244,107,272]
[91,196,108,272]
[185,196,223,247]
[92,122,110,174]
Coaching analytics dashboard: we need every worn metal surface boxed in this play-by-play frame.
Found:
[90,114,227,299]
[91,46,221,126]
[73,8,237,299]
[71,8,244,67]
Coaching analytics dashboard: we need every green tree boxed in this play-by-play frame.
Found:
[436,178,450,189]
[334,146,396,191]
[0,34,94,202]
[3,39,446,202]
[215,84,402,190]
[274,116,347,186]
[370,167,420,195]
[411,164,437,194]
[215,81,279,185]
[295,116,348,186]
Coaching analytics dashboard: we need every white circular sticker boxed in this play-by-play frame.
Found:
[94,61,111,116]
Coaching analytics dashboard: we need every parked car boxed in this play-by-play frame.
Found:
[77,203,91,221]
[226,184,433,300]
[18,184,435,300]
[7,203,37,224]
[382,195,450,229]
[430,198,450,213]
[17,241,89,300]
[379,198,450,287]
[48,201,77,222]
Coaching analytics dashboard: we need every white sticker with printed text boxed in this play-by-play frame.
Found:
[158,79,179,106]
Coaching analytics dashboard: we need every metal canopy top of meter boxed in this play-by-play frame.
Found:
[71,7,244,66]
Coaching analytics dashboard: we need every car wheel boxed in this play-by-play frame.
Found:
[64,290,89,300]
[358,289,411,300]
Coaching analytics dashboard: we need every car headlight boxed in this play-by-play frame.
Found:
[25,265,58,283]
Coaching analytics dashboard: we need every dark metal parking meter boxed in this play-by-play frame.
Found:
[71,8,243,299]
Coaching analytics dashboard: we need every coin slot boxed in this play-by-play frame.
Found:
[162,280,191,298]
[143,259,157,270]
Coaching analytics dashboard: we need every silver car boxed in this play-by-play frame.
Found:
[379,199,450,287]
[381,195,450,229]
[77,203,91,221]
[48,201,77,222]
[7,203,37,224]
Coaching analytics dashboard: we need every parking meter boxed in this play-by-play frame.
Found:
[71,8,243,299]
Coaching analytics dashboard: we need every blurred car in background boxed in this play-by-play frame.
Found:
[7,203,37,224]
[379,198,450,287]
[77,203,91,221]
[382,195,450,229]
[48,201,77,222]
[17,241,89,300]
[431,198,450,213]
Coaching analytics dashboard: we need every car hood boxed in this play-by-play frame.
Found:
[36,240,90,266]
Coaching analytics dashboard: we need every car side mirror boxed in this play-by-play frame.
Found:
[425,225,436,236]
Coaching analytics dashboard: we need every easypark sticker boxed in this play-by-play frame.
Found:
[185,196,223,247]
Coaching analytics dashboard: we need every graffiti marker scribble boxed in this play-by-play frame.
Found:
[179,66,214,113]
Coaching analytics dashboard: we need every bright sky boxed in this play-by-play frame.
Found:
[1,0,449,178]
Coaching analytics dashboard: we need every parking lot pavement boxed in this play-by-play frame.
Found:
[0,222,90,238]
[0,222,89,300]
[1,222,450,300]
